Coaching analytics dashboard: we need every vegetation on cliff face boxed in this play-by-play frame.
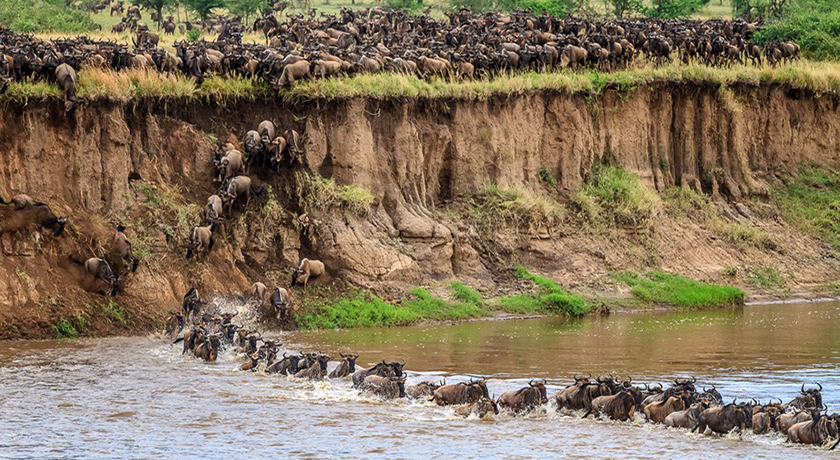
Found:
[773,168,840,252]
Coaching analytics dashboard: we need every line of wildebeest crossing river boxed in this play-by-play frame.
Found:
[172,305,840,452]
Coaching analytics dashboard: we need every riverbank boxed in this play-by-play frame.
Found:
[0,80,838,340]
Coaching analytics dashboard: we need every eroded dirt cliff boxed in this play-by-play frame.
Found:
[1,83,838,338]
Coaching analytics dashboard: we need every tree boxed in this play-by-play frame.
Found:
[227,0,269,21]
[645,0,711,18]
[137,0,175,27]
[605,0,643,17]
[183,0,226,20]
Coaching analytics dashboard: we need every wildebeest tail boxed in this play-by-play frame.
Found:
[207,235,215,253]
[67,253,86,265]
[0,195,8,205]
[131,257,139,273]
[582,409,592,418]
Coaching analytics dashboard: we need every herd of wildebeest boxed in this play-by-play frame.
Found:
[170,299,839,450]
[0,6,804,110]
[0,116,321,315]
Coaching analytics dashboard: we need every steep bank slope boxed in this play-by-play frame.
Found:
[0,83,838,338]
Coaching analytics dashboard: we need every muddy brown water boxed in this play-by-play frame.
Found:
[0,301,838,459]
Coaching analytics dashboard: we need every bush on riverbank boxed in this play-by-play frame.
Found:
[571,166,661,228]
[497,267,590,316]
[613,270,745,307]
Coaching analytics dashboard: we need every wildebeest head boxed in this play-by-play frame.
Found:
[339,352,359,373]
[52,216,67,236]
[529,379,548,404]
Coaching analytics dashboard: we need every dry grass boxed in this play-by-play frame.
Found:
[3,59,840,103]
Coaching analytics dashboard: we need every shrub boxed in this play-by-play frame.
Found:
[613,270,744,307]
[754,0,840,60]
[53,319,79,339]
[0,0,95,33]
[467,184,564,233]
[538,166,557,187]
[572,166,660,227]
[294,171,375,216]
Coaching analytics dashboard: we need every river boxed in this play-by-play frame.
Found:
[0,301,837,458]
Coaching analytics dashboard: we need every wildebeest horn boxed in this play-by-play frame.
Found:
[691,376,697,383]
[398,358,406,365]
[801,383,806,394]
[340,352,346,358]
[816,382,823,391]
[529,379,537,387]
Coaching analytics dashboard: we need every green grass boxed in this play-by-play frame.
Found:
[53,319,79,339]
[746,266,790,289]
[572,166,660,227]
[497,266,590,316]
[466,183,564,233]
[774,168,840,252]
[0,0,95,33]
[294,171,375,216]
[721,223,778,250]
[5,60,840,104]
[100,300,127,325]
[538,166,557,187]
[296,284,486,330]
[613,270,745,307]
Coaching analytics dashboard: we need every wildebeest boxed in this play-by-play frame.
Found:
[644,396,687,423]
[692,401,751,434]
[328,352,358,378]
[284,129,302,164]
[240,352,260,371]
[84,257,119,296]
[217,149,244,184]
[406,380,444,399]
[266,352,302,375]
[294,353,331,380]
[194,334,220,361]
[779,408,817,434]
[351,359,405,387]
[555,375,611,411]
[270,287,292,321]
[291,258,325,291]
[186,222,216,259]
[242,131,262,166]
[498,380,548,414]
[361,375,406,399]
[454,398,499,418]
[0,196,67,241]
[787,413,840,448]
[0,194,38,210]
[664,400,711,429]
[220,176,265,215]
[752,401,783,435]
[788,383,823,411]
[432,379,489,406]
[109,225,138,274]
[163,310,183,342]
[203,195,224,225]
[55,63,77,113]
[182,287,202,322]
[257,120,276,146]
[586,391,638,421]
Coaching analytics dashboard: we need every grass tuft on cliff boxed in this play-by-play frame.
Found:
[773,168,840,252]
[497,267,590,316]
[613,270,745,307]
[572,166,660,228]
[467,184,564,233]
[294,171,375,216]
